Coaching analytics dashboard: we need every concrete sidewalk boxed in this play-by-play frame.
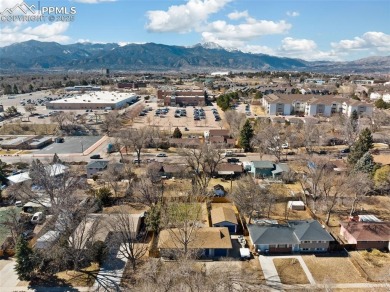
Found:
[258,255,283,291]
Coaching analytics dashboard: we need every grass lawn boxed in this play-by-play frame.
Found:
[273,258,309,285]
[0,207,18,246]
[0,123,57,135]
[0,150,19,155]
[303,255,367,284]
[56,263,100,287]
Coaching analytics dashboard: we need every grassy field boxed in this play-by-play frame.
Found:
[0,123,57,135]
[273,258,309,285]
[303,255,367,284]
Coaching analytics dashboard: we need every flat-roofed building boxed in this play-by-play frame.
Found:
[47,91,138,110]
[157,89,206,106]
[65,85,101,92]
[0,136,35,149]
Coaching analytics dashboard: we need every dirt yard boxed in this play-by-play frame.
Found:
[350,250,390,282]
[273,258,309,285]
[303,255,367,284]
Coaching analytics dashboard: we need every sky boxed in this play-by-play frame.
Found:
[0,0,389,61]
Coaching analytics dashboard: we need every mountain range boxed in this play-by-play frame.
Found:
[0,40,389,73]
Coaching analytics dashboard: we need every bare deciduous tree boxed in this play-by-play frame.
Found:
[120,127,152,166]
[230,175,271,223]
[108,211,148,271]
[101,110,121,136]
[160,199,203,256]
[224,110,246,139]
[50,112,68,130]
[179,144,224,195]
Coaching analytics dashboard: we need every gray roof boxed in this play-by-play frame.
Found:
[271,163,290,175]
[289,220,334,241]
[248,220,334,245]
[248,224,299,245]
[251,161,274,169]
[87,160,109,169]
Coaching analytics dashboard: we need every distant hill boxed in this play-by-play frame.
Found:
[0,40,388,73]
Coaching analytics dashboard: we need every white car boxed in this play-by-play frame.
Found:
[156,153,167,157]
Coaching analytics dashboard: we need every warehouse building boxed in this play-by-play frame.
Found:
[46,91,138,110]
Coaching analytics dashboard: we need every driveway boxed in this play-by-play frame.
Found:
[258,255,283,291]
[92,243,128,292]
[0,258,20,291]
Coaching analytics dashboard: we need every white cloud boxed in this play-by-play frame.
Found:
[0,22,70,47]
[73,0,116,3]
[331,31,390,52]
[240,45,276,55]
[201,18,291,48]
[286,11,299,17]
[227,10,249,20]
[146,0,232,33]
[277,37,339,61]
[281,37,317,51]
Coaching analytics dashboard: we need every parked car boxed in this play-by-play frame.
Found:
[22,230,34,240]
[340,148,350,153]
[156,153,167,157]
[31,212,44,224]
[90,154,101,159]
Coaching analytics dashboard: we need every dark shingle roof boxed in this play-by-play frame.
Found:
[86,160,109,169]
[251,161,275,169]
[289,220,334,241]
[248,224,299,245]
[248,220,334,245]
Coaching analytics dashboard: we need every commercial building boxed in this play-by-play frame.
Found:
[157,89,206,106]
[46,91,138,110]
[65,85,101,92]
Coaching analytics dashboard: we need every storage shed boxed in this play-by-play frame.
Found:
[288,201,305,210]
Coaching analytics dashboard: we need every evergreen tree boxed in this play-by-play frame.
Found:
[14,236,35,281]
[172,127,182,138]
[348,128,373,165]
[350,110,359,132]
[0,159,10,184]
[52,153,61,164]
[13,84,19,94]
[239,120,254,152]
[354,152,375,174]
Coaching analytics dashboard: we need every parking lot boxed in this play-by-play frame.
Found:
[133,102,226,133]
[38,136,102,154]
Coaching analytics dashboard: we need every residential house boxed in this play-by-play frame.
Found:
[150,162,187,179]
[340,221,390,250]
[6,163,68,186]
[249,161,289,179]
[248,220,334,254]
[213,163,244,178]
[158,227,232,258]
[210,207,238,233]
[86,160,109,178]
[69,213,143,250]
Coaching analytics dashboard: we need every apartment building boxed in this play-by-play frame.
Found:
[262,94,373,117]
